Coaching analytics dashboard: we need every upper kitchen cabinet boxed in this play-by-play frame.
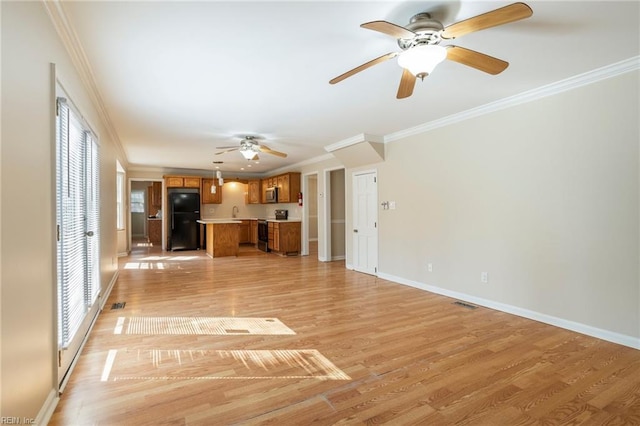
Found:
[247,180,261,204]
[201,178,222,204]
[261,179,270,204]
[165,175,201,188]
[276,172,300,203]
[151,181,162,207]
[259,172,300,204]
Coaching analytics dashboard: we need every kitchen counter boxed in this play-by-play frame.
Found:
[197,220,240,257]
[199,217,302,223]
[197,219,242,224]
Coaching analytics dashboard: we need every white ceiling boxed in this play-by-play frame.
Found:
[60,1,639,175]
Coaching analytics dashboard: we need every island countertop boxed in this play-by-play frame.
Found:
[197,219,242,224]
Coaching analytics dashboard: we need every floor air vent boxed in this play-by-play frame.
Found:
[453,301,478,310]
[111,302,126,310]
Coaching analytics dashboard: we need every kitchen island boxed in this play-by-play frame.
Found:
[197,219,241,258]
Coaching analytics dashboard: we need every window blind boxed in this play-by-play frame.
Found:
[56,97,100,348]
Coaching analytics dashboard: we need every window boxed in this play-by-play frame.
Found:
[130,190,145,213]
[116,161,125,230]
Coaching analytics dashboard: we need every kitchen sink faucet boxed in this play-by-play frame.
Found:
[232,205,239,218]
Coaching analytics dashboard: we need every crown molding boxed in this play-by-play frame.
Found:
[42,0,129,168]
[385,56,640,143]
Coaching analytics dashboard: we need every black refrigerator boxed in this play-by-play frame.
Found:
[169,192,200,251]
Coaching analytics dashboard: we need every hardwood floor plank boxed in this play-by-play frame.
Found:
[50,245,640,425]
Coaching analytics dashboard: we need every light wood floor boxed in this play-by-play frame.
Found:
[51,243,640,425]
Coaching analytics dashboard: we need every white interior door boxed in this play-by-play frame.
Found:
[352,171,378,275]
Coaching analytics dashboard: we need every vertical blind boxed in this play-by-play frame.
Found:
[56,97,100,348]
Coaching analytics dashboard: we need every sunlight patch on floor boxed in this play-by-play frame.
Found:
[123,262,166,269]
[135,242,154,247]
[101,349,350,382]
[114,316,296,335]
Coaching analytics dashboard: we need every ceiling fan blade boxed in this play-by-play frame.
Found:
[215,148,238,155]
[396,68,416,99]
[361,20,415,39]
[441,2,533,39]
[330,52,399,84]
[446,46,509,75]
[258,144,288,158]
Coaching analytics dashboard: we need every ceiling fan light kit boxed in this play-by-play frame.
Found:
[215,135,288,161]
[240,146,258,160]
[397,45,447,80]
[330,2,533,99]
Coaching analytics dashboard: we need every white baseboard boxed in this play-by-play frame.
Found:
[117,251,128,257]
[100,270,119,311]
[331,255,346,261]
[36,389,59,426]
[377,272,640,350]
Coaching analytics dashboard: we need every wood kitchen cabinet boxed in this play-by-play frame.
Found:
[276,172,300,203]
[268,222,274,250]
[247,180,261,204]
[277,174,290,203]
[249,220,257,244]
[148,218,162,245]
[151,182,162,207]
[261,179,270,204]
[165,176,201,188]
[238,220,251,244]
[268,221,300,255]
[201,178,222,204]
[259,172,301,204]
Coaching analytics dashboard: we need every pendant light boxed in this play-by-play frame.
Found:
[210,168,217,194]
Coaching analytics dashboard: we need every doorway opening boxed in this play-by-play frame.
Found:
[302,172,319,257]
[322,167,346,262]
[128,179,163,251]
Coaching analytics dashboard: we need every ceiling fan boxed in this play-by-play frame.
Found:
[330,2,533,99]
[215,136,288,161]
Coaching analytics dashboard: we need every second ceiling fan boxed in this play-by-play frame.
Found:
[216,136,288,161]
[330,2,533,99]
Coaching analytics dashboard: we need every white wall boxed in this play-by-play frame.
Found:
[374,71,639,342]
[1,1,121,420]
[308,175,318,240]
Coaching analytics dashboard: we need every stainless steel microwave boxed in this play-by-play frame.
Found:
[265,187,278,203]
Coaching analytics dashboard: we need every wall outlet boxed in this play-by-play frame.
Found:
[427,263,433,272]
[389,201,396,210]
[481,272,488,283]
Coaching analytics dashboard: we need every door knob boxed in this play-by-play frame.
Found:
[85,231,94,237]
[353,229,358,233]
